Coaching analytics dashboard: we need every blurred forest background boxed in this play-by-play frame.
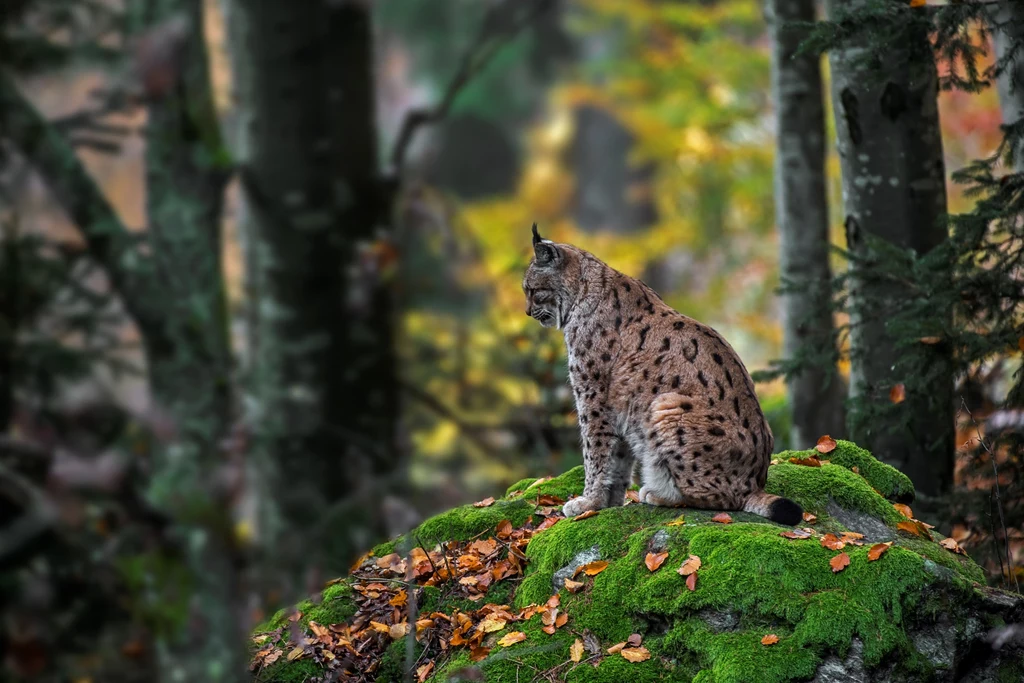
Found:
[2,0,1024,680]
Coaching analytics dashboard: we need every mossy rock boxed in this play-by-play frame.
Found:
[252,443,1023,683]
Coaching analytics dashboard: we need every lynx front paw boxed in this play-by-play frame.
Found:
[562,496,598,518]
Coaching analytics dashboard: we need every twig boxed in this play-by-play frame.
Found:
[958,397,1019,592]
[387,0,554,174]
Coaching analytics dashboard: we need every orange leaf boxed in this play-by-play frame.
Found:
[581,560,609,576]
[897,520,924,538]
[625,490,640,503]
[621,647,652,663]
[546,594,561,608]
[890,384,906,404]
[780,528,812,540]
[686,573,697,591]
[893,503,914,519]
[469,646,490,662]
[570,638,584,663]
[473,497,495,508]
[389,590,408,607]
[645,551,669,572]
[573,510,599,521]
[802,512,817,524]
[940,537,967,555]
[910,0,926,7]
[830,552,851,573]
[868,542,893,561]
[563,578,585,593]
[607,642,627,655]
[497,631,526,647]
[711,512,733,524]
[761,634,779,646]
[555,613,568,628]
[416,661,435,682]
[677,554,702,576]
[788,456,822,467]
[919,336,942,345]
[496,520,513,538]
[815,435,837,454]
[820,534,845,551]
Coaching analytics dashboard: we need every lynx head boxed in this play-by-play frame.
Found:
[523,224,585,329]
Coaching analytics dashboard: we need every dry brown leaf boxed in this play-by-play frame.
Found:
[788,456,822,467]
[469,646,490,662]
[780,528,812,540]
[390,622,409,639]
[896,520,921,537]
[547,594,561,608]
[686,573,697,591]
[497,631,527,647]
[820,534,845,551]
[815,435,837,454]
[573,510,599,521]
[570,638,584,663]
[890,383,906,404]
[416,661,434,683]
[369,621,390,634]
[389,590,408,607]
[286,646,304,662]
[868,542,893,561]
[621,647,652,662]
[580,560,610,576]
[893,503,914,519]
[802,512,817,524]
[555,613,568,628]
[940,537,967,555]
[919,336,942,345]
[627,633,643,647]
[830,552,851,573]
[564,578,585,593]
[478,616,507,634]
[645,551,669,572]
[711,512,733,524]
[761,634,779,646]
[263,649,282,666]
[496,520,513,538]
[473,497,495,508]
[677,554,702,576]
[607,642,627,655]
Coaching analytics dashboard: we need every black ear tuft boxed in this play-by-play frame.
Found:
[532,222,542,246]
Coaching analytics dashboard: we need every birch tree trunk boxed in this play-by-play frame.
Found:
[825,0,953,500]
[224,0,398,586]
[766,0,846,450]
[990,0,1024,169]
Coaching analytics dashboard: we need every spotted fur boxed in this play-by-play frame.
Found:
[523,225,802,526]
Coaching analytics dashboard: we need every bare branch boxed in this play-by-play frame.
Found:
[387,0,555,174]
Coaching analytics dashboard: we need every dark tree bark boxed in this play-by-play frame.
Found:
[766,0,846,449]
[225,0,398,583]
[826,0,953,500]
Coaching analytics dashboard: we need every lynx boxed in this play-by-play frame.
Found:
[523,225,802,525]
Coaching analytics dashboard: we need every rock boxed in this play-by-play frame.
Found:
[251,441,1024,683]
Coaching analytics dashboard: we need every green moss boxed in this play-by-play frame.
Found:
[766,462,904,525]
[255,657,320,683]
[506,477,539,497]
[304,582,356,626]
[776,440,915,502]
[376,638,422,683]
[505,466,587,503]
[414,498,535,545]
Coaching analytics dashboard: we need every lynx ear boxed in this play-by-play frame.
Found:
[532,223,561,266]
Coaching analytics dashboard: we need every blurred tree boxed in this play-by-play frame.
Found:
[990,0,1024,169]
[824,0,953,501]
[224,0,398,587]
[766,0,845,449]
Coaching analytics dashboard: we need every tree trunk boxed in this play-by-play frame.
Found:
[224,0,398,586]
[826,0,953,500]
[766,0,846,450]
[991,0,1024,169]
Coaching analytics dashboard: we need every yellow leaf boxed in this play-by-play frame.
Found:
[497,631,527,647]
[570,638,584,663]
[478,616,507,634]
[579,560,609,576]
[621,647,652,662]
[286,646,304,662]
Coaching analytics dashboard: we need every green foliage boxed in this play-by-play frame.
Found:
[776,439,916,503]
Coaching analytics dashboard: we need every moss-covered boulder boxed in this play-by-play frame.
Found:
[250,441,1023,683]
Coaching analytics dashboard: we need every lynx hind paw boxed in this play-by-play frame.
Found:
[563,496,598,518]
[639,486,680,508]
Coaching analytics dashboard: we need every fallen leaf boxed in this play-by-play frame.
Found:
[473,497,495,508]
[625,490,640,503]
[897,520,925,538]
[666,515,686,526]
[711,513,732,524]
[677,554,702,576]
[919,336,942,345]
[851,465,860,474]
[497,631,527,647]
[830,552,851,573]
[573,509,599,521]
[547,595,561,608]
[286,645,304,662]
[788,456,822,467]
[390,622,409,639]
[686,573,697,591]
[469,646,490,662]
[416,661,434,682]
[555,613,568,628]
[890,383,906,404]
[621,647,651,662]
[815,435,837,454]
[570,638,584,663]
[537,494,564,506]
[478,616,507,633]
[580,560,609,577]
[868,542,893,561]
[820,534,845,551]
[780,528,812,540]
[940,537,967,555]
[893,503,914,519]
[910,0,926,7]
[627,633,643,647]
[263,649,282,666]
[564,578,585,593]
[389,590,408,607]
[802,512,817,524]
[607,642,627,655]
[496,520,513,537]
[645,551,669,572]
[369,621,390,634]
[761,634,779,646]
